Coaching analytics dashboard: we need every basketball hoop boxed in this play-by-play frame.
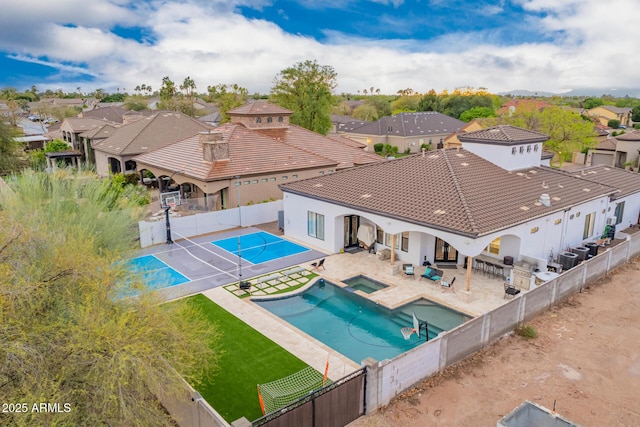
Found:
[401,327,416,340]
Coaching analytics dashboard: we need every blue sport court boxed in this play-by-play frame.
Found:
[128,255,190,290]
[210,231,310,265]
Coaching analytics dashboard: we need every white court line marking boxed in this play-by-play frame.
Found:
[163,232,239,280]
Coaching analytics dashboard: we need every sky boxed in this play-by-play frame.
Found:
[0,0,639,96]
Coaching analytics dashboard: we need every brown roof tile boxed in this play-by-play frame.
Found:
[92,111,211,156]
[280,149,618,237]
[458,125,548,145]
[227,100,292,116]
[342,111,464,137]
[134,124,336,180]
[614,130,640,141]
[569,165,640,199]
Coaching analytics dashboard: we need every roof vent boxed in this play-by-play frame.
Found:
[539,193,551,207]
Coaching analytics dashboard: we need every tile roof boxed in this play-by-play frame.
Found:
[82,106,129,123]
[596,136,616,151]
[458,125,549,145]
[80,124,118,140]
[62,117,114,133]
[133,124,336,181]
[227,100,292,116]
[599,106,632,114]
[342,111,465,137]
[569,165,640,199]
[92,111,211,156]
[325,133,366,148]
[614,130,640,141]
[280,149,619,238]
[281,125,383,169]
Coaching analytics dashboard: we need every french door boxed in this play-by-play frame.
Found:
[435,238,458,263]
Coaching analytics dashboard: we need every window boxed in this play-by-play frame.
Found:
[261,178,267,182]
[292,174,298,179]
[243,180,250,185]
[267,117,273,123]
[534,144,539,152]
[614,201,625,225]
[308,212,325,240]
[328,170,334,173]
[519,146,524,154]
[256,117,262,123]
[401,232,409,252]
[269,177,276,181]
[527,145,532,153]
[583,212,595,239]
[512,147,516,155]
[234,181,240,186]
[251,179,258,184]
[486,237,500,255]
[319,171,324,175]
[384,233,399,249]
[282,176,288,180]
[376,227,384,244]
[278,116,283,123]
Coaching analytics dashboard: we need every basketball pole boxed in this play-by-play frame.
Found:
[236,175,243,283]
[164,170,184,245]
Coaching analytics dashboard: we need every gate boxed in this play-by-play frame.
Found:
[252,368,366,427]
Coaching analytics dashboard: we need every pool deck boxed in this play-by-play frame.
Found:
[201,248,513,380]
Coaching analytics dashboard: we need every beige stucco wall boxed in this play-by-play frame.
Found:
[339,132,448,153]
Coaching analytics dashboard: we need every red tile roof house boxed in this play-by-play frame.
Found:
[133,101,384,210]
[280,125,640,290]
[338,111,466,153]
[53,116,120,164]
[92,111,212,176]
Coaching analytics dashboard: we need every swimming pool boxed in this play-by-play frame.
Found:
[254,280,471,363]
[127,255,190,290]
[211,231,310,264]
[342,275,388,294]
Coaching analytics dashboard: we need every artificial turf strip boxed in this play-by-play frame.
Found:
[182,294,313,423]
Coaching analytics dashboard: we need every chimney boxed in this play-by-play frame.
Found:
[200,131,228,162]
[539,193,551,207]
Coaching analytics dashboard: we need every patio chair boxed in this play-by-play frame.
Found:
[504,283,521,299]
[440,277,455,291]
[403,264,415,279]
[311,258,325,271]
[420,267,443,281]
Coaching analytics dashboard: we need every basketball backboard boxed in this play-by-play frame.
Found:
[412,312,420,339]
[160,191,181,208]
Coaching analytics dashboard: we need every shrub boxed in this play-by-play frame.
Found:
[373,143,383,153]
[420,143,431,151]
[608,119,620,129]
[515,323,538,339]
[404,147,411,154]
[634,123,640,129]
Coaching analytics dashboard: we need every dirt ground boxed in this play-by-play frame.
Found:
[349,259,640,427]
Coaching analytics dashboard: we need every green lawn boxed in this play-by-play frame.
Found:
[181,294,313,423]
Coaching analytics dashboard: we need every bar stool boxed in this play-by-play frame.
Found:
[474,259,486,274]
[485,262,496,277]
[494,264,504,279]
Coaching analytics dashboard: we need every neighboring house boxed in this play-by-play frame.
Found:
[496,99,553,116]
[612,130,640,170]
[198,111,222,127]
[56,117,119,163]
[280,125,640,290]
[133,101,384,210]
[338,111,465,153]
[92,111,211,176]
[584,128,616,167]
[443,119,485,149]
[80,105,129,124]
[586,106,633,128]
[79,124,119,165]
[330,114,364,133]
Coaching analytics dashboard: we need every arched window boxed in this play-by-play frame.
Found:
[256,117,262,123]
[278,116,283,123]
[267,117,273,123]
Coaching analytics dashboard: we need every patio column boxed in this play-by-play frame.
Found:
[466,255,472,292]
[390,234,396,264]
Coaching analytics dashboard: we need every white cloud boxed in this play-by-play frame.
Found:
[1,0,640,95]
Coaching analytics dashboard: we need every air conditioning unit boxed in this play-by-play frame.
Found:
[606,216,617,225]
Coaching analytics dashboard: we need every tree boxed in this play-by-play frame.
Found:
[206,83,248,123]
[123,95,150,111]
[352,103,378,121]
[417,89,440,112]
[0,170,219,426]
[270,59,337,135]
[459,106,495,122]
[486,106,597,165]
[158,76,178,110]
[0,121,24,175]
[180,76,197,117]
[632,105,640,123]
[583,97,604,109]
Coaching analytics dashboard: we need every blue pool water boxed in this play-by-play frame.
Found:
[254,280,472,363]
[127,255,190,290]
[211,231,309,264]
[343,275,388,294]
